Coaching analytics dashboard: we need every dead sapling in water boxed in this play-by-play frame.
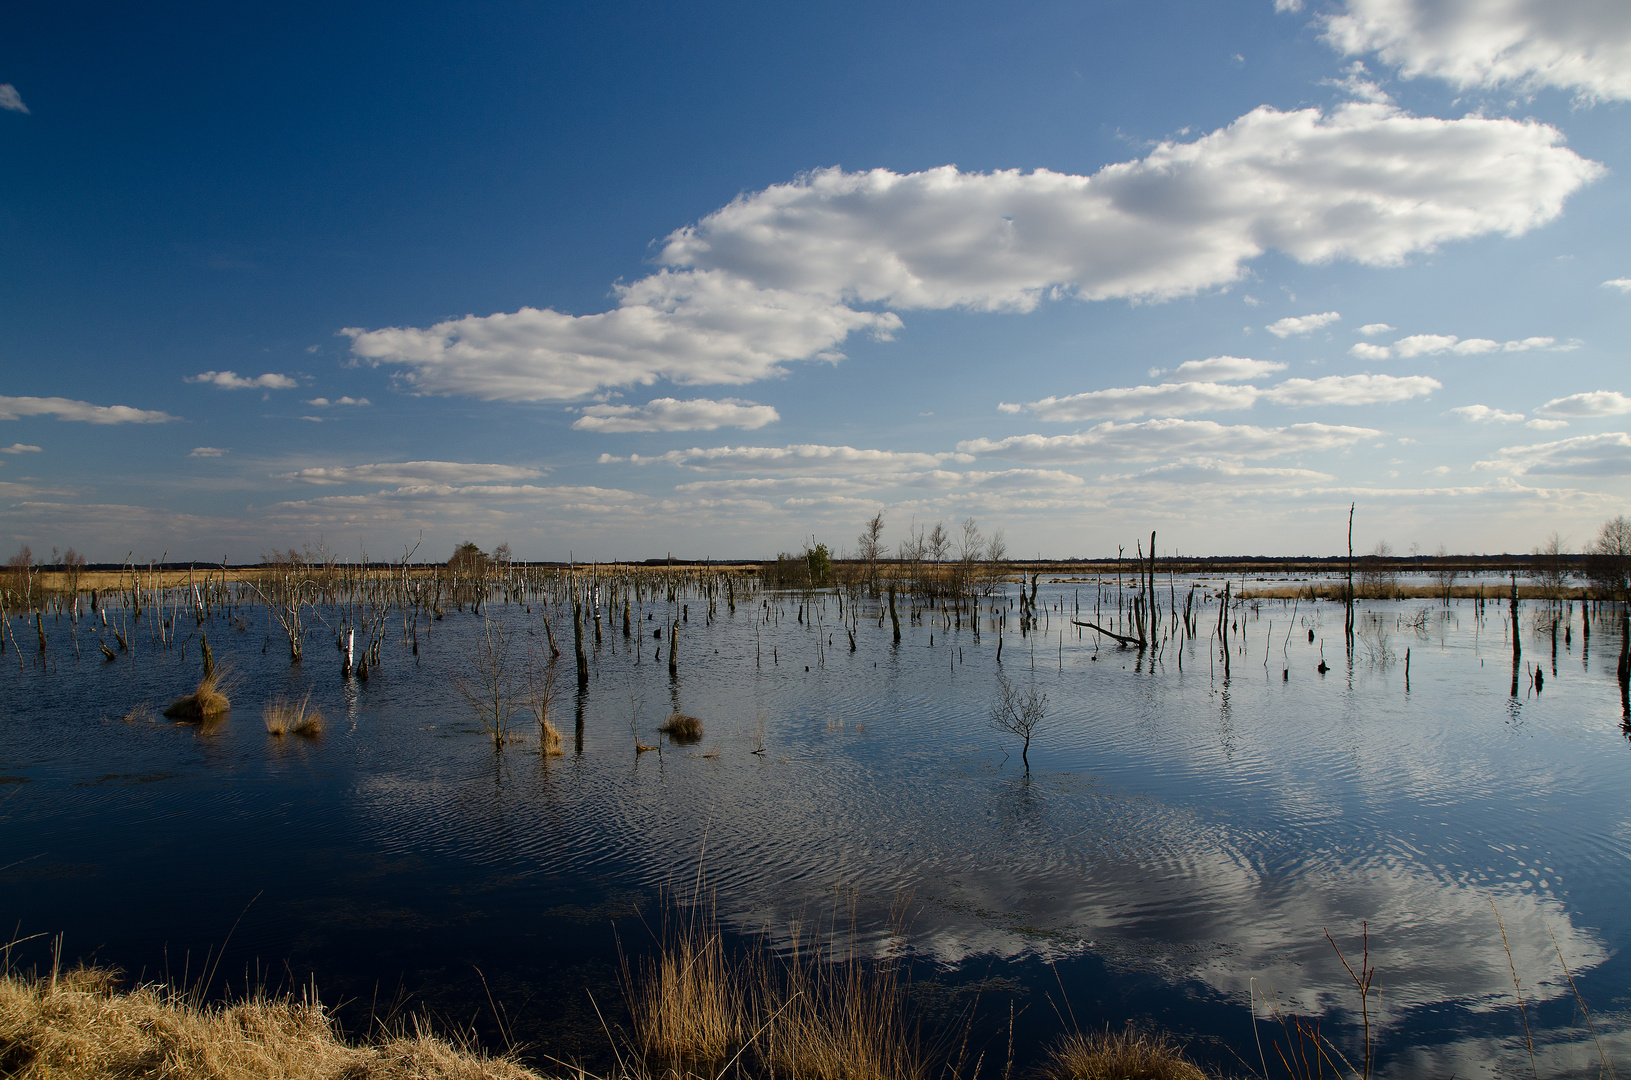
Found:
[522,636,563,756]
[451,614,523,750]
[990,673,1048,773]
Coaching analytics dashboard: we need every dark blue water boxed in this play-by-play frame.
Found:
[3,580,1628,1077]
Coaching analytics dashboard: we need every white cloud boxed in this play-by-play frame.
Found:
[1451,404,1524,423]
[347,271,900,402]
[0,395,176,425]
[1013,371,1435,420]
[1536,390,1631,418]
[1021,381,1261,422]
[0,84,27,114]
[274,461,546,486]
[1322,60,1394,104]
[666,106,1596,308]
[1,443,42,453]
[1109,458,1337,485]
[958,418,1380,463]
[1169,356,1286,382]
[186,370,299,390]
[624,444,971,473]
[189,447,226,457]
[1357,322,1395,335]
[1604,278,1631,293]
[1526,418,1570,430]
[1477,432,1631,477]
[1320,0,1631,103]
[1262,373,1440,406]
[306,396,371,407]
[1397,333,1486,357]
[348,102,1600,403]
[1266,311,1341,337]
[1354,333,1574,359]
[1425,464,1451,475]
[572,397,780,433]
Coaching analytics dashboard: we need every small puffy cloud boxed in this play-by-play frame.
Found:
[1602,279,1631,293]
[350,102,1601,403]
[1266,311,1341,337]
[1425,464,1451,475]
[1348,342,1394,361]
[1358,333,1573,360]
[1357,322,1395,336]
[572,397,780,433]
[958,418,1380,464]
[1536,390,1631,418]
[1,443,42,453]
[1477,432,1631,477]
[1322,61,1393,104]
[305,396,371,407]
[1526,418,1569,431]
[275,461,545,486]
[1451,405,1524,423]
[0,84,27,114]
[187,370,299,390]
[1170,356,1286,382]
[1396,333,1479,357]
[1320,0,1631,103]
[1263,373,1440,406]
[0,395,175,425]
[189,447,227,457]
[1021,381,1261,422]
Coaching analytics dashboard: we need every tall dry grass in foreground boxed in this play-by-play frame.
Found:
[0,962,544,1080]
[623,905,925,1080]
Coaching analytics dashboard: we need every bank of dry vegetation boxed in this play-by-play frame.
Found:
[0,964,543,1080]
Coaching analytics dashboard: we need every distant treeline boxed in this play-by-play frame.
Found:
[10,552,1603,575]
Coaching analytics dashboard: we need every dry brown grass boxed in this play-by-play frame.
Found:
[1041,1027,1209,1080]
[163,668,231,722]
[0,963,547,1080]
[118,703,155,725]
[627,913,743,1073]
[263,693,323,738]
[625,906,923,1080]
[657,714,703,745]
[539,719,563,756]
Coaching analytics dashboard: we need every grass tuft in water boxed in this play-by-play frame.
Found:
[657,714,703,744]
[263,693,323,738]
[162,667,231,722]
[1041,1027,1208,1080]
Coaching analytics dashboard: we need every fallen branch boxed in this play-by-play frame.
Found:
[1072,619,1143,647]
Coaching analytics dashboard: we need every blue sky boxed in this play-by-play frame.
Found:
[2,0,1629,563]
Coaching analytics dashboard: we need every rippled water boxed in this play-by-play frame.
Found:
[3,579,1629,1077]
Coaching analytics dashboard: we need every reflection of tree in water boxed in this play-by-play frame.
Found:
[993,772,1045,837]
